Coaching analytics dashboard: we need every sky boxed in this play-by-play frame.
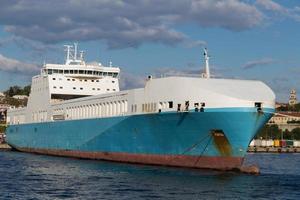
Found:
[0,0,299,102]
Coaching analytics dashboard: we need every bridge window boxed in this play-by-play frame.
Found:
[113,73,118,78]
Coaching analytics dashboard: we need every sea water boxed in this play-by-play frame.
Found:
[0,151,299,199]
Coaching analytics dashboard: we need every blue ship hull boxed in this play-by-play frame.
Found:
[6,107,273,170]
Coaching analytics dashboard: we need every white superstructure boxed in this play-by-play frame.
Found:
[7,46,275,125]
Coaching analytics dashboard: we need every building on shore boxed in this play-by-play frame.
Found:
[12,95,28,100]
[269,112,300,124]
[268,112,300,131]
[289,89,297,106]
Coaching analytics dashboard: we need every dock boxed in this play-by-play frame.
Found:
[248,146,300,153]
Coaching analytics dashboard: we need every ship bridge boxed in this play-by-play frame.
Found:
[30,43,120,105]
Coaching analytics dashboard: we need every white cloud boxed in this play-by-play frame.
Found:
[242,57,275,69]
[256,0,287,13]
[119,71,146,90]
[256,0,300,22]
[0,0,264,49]
[0,54,40,74]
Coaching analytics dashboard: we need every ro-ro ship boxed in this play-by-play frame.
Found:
[6,44,275,170]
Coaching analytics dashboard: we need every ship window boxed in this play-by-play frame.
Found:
[87,71,92,75]
[72,79,75,81]
[99,72,103,76]
[59,70,63,74]
[53,69,58,74]
[107,89,110,91]
[59,86,63,89]
[92,88,95,90]
[84,80,87,82]
[168,101,173,108]
[103,72,108,76]
[96,80,99,82]
[112,81,115,83]
[52,78,56,80]
[113,89,116,91]
[64,70,70,74]
[67,79,70,81]
[74,70,78,74]
[53,86,57,89]
[70,70,74,74]
[91,80,94,82]
[113,73,118,78]
[48,69,53,74]
[73,87,76,90]
[108,72,113,76]
[97,88,100,90]
[80,88,83,90]
[79,70,84,74]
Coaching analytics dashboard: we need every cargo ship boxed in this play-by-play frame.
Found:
[5,44,275,170]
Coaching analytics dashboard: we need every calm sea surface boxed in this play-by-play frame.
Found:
[0,151,299,200]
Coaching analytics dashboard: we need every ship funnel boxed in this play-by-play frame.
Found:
[203,48,210,78]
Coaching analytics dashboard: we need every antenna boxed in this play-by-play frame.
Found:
[203,48,210,78]
[74,42,78,60]
[64,45,72,64]
[109,61,112,67]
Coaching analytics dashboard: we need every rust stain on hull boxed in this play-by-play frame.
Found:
[15,147,243,171]
[211,130,232,156]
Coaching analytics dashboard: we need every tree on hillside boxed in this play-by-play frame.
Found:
[277,103,300,112]
[4,85,31,97]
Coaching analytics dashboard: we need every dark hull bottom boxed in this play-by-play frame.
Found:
[15,147,244,171]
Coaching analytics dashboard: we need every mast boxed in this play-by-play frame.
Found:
[204,48,210,78]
